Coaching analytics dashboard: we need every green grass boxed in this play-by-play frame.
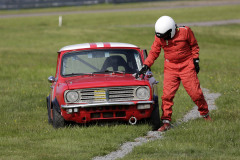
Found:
[0,1,240,160]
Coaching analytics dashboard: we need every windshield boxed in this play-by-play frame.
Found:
[61,49,143,76]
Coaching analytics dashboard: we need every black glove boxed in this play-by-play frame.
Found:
[193,58,200,74]
[135,65,149,79]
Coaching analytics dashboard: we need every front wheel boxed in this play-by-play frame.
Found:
[52,106,65,128]
[47,96,53,124]
[150,95,161,131]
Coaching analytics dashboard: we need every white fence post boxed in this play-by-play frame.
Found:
[59,15,62,27]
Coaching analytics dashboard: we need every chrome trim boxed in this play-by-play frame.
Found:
[61,102,135,108]
[48,76,55,83]
[128,116,137,125]
[135,86,150,100]
[137,101,154,104]
[64,86,151,104]
[61,101,154,109]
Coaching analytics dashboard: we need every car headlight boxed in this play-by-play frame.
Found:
[136,87,150,100]
[66,91,79,103]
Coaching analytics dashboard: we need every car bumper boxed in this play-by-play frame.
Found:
[61,101,154,109]
[61,101,155,124]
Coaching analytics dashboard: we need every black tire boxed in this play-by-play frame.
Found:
[150,95,161,131]
[52,105,65,128]
[47,96,53,124]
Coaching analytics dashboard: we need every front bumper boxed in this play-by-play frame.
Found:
[61,101,154,109]
[61,101,155,124]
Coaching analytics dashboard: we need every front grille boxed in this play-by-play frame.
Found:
[90,111,126,119]
[64,86,150,104]
[79,86,135,103]
[108,87,134,102]
[80,88,107,103]
[103,112,113,118]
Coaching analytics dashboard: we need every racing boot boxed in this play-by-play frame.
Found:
[158,120,171,132]
[203,114,212,121]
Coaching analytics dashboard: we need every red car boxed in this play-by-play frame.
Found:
[47,42,160,130]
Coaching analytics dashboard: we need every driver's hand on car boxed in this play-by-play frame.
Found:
[135,65,149,79]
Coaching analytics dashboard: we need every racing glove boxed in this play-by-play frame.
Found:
[135,65,149,79]
[193,58,200,74]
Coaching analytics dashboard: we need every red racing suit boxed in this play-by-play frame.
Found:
[144,26,209,121]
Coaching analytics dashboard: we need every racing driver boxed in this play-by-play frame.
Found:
[136,16,211,132]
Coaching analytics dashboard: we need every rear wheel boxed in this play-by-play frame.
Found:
[52,106,65,128]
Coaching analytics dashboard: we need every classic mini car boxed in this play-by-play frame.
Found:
[47,42,160,130]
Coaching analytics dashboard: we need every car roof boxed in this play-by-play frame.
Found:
[59,42,139,52]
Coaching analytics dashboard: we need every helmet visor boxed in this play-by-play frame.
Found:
[155,29,172,39]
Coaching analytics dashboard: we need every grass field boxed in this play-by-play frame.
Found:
[0,1,240,160]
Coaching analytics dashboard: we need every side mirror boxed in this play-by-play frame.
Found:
[142,49,148,60]
[48,76,55,83]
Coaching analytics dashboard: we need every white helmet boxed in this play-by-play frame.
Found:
[155,16,176,39]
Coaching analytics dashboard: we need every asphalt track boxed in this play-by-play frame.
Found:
[1,0,240,24]
[1,1,240,26]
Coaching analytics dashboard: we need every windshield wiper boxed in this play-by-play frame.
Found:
[112,71,125,74]
[93,70,126,74]
[92,70,110,74]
